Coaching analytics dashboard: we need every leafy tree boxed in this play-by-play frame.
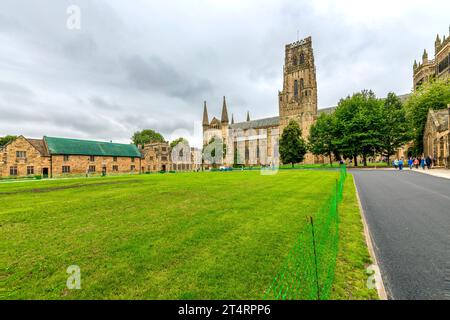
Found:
[279,120,307,167]
[170,137,189,149]
[405,79,450,154]
[131,129,165,146]
[378,93,410,164]
[0,135,17,147]
[308,113,338,166]
[333,90,382,166]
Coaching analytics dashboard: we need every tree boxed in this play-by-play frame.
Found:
[308,113,338,166]
[378,93,410,165]
[170,137,188,149]
[405,79,450,154]
[131,129,165,146]
[279,120,307,167]
[333,90,382,166]
[0,135,17,147]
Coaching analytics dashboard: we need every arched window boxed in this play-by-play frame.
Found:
[293,55,297,66]
[300,78,304,91]
[299,53,305,64]
[294,80,298,97]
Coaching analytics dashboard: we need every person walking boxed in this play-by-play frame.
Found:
[393,159,399,169]
[420,158,425,170]
[414,157,419,169]
[408,157,414,170]
[426,156,432,170]
[398,158,404,170]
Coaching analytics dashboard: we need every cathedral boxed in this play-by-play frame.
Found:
[202,37,330,166]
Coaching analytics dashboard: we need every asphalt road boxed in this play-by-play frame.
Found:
[352,170,450,300]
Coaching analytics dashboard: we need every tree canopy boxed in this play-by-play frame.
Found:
[279,120,307,167]
[0,135,17,147]
[309,90,411,166]
[405,79,450,154]
[170,137,189,149]
[131,129,165,146]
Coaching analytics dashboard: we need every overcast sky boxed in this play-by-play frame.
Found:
[0,0,449,147]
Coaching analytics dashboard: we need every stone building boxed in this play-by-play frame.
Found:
[140,142,171,172]
[423,105,450,168]
[0,136,142,178]
[413,28,450,90]
[202,37,325,167]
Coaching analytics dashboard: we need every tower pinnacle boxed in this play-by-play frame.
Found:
[221,96,229,124]
[202,101,209,127]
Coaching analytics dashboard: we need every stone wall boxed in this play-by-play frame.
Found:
[51,154,141,177]
[0,136,50,177]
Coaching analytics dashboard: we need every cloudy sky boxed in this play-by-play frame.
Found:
[0,0,449,147]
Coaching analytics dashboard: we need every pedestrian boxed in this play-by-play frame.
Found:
[408,157,413,170]
[393,159,399,169]
[420,158,425,170]
[398,158,404,170]
[414,157,419,169]
[426,156,432,170]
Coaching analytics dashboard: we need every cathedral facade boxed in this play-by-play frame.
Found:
[202,37,324,166]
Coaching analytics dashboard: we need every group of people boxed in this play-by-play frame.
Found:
[393,156,433,171]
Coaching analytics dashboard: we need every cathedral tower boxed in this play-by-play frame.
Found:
[278,37,318,143]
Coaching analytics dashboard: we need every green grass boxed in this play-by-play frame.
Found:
[330,175,379,299]
[0,170,377,300]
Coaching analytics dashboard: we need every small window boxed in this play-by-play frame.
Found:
[131,165,135,171]
[89,155,95,162]
[62,166,70,173]
[161,156,167,161]
[112,165,119,172]
[299,53,305,64]
[89,165,96,173]
[131,157,135,163]
[27,166,34,175]
[161,147,167,152]
[113,156,117,162]
[300,78,304,90]
[149,156,154,161]
[16,151,26,158]
[64,155,70,161]
[10,166,18,176]
[294,80,299,97]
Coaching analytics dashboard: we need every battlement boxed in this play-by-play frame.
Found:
[286,36,312,49]
[414,59,435,75]
[436,36,450,54]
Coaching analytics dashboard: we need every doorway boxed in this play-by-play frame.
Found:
[42,168,49,178]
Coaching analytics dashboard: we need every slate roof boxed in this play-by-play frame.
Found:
[230,116,280,130]
[27,138,49,156]
[44,136,141,157]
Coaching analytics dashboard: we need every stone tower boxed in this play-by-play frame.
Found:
[278,37,318,141]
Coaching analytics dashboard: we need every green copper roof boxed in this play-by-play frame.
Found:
[44,136,141,157]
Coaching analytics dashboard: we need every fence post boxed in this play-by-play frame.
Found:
[310,216,320,300]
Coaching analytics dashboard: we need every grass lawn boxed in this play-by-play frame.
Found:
[0,170,377,299]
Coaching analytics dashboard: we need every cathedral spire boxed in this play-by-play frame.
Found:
[202,101,209,127]
[246,111,250,122]
[221,96,229,124]
[231,113,234,124]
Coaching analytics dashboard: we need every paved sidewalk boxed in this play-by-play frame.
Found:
[411,168,450,180]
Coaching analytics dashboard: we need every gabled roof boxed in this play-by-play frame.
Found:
[230,116,279,130]
[44,136,141,157]
[27,138,49,156]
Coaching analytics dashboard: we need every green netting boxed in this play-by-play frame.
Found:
[264,165,347,300]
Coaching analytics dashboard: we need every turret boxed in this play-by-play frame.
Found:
[246,111,250,122]
[231,113,234,125]
[422,49,428,64]
[435,34,442,50]
[413,59,418,72]
[202,101,209,130]
[221,96,229,124]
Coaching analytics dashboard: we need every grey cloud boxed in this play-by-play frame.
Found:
[122,55,214,101]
